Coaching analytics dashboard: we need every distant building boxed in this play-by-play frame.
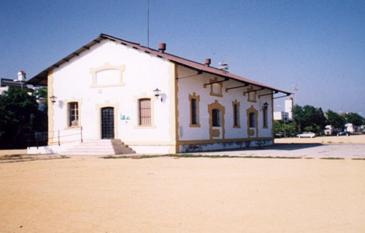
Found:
[273,111,289,122]
[285,97,293,120]
[274,97,293,122]
[0,71,27,94]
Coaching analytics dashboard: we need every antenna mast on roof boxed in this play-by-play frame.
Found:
[147,0,150,47]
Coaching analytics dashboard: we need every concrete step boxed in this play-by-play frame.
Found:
[61,139,135,156]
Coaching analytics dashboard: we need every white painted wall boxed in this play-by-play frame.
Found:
[50,40,175,153]
[48,39,274,154]
[177,65,273,142]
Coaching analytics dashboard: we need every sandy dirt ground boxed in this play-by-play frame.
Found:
[275,134,365,144]
[1,157,365,233]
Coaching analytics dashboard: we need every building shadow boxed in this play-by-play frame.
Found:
[261,143,324,151]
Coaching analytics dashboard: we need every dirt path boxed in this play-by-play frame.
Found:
[1,157,365,233]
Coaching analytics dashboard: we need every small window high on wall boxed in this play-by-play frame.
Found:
[68,102,79,127]
[138,98,151,126]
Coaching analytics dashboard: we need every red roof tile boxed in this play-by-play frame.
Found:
[28,33,290,95]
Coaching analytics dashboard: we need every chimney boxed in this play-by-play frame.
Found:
[204,58,211,66]
[158,43,166,53]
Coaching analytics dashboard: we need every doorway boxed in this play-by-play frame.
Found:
[101,107,114,139]
[208,101,225,139]
[246,106,258,138]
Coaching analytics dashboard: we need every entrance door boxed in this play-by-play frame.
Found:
[101,107,114,139]
[211,108,223,139]
[247,106,258,138]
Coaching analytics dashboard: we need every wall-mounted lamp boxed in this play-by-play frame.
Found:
[153,88,163,102]
[262,102,268,111]
[50,95,57,104]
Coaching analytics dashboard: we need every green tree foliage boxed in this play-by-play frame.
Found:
[0,87,47,148]
[343,112,364,126]
[273,120,297,137]
[325,110,345,129]
[292,105,327,134]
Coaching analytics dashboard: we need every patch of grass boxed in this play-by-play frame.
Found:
[0,154,69,163]
[0,154,23,160]
[320,157,345,160]
[102,154,303,160]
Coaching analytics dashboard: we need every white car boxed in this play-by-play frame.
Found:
[297,132,316,138]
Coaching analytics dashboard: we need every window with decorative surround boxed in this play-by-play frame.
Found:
[90,64,125,87]
[209,78,223,97]
[247,90,257,102]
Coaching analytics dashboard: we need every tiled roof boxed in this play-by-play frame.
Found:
[28,33,290,95]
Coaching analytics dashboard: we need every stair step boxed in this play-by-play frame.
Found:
[61,139,135,156]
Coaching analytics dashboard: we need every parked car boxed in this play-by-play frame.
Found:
[337,131,350,136]
[274,132,284,138]
[297,132,316,138]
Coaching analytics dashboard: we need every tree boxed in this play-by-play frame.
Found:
[273,120,297,137]
[292,105,304,132]
[292,104,327,134]
[325,110,345,129]
[0,87,46,148]
[343,112,364,126]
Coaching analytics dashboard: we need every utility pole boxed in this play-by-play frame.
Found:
[147,0,150,47]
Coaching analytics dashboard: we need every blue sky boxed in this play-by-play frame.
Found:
[1,0,364,114]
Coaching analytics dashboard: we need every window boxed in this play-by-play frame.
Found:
[90,65,125,88]
[248,91,256,102]
[138,98,151,126]
[262,103,268,128]
[191,99,198,125]
[68,102,79,127]
[232,101,240,128]
[249,112,256,128]
[209,78,223,97]
[189,93,200,127]
[212,109,221,127]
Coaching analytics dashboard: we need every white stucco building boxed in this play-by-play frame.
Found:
[274,97,293,122]
[28,34,290,155]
